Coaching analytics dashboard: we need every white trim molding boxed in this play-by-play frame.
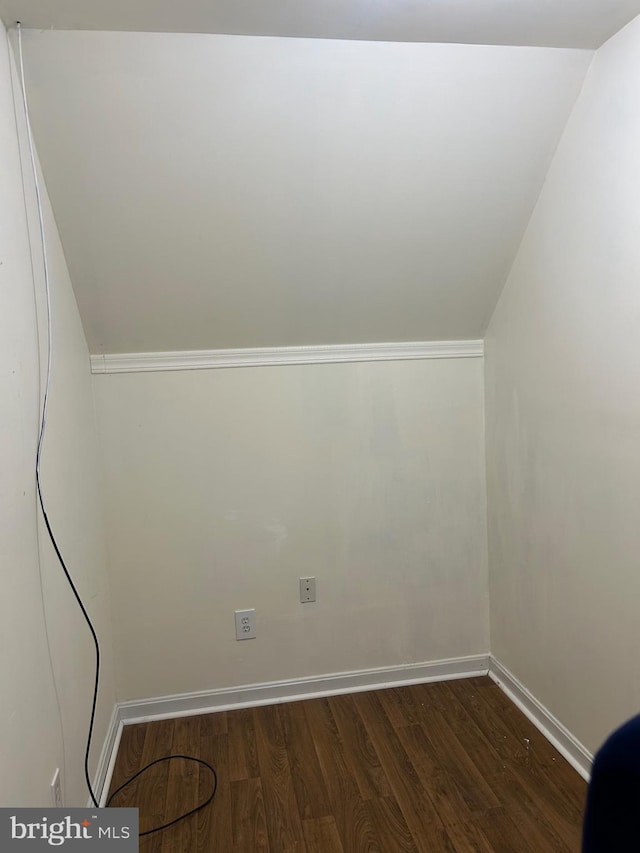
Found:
[95,655,595,805]
[489,657,593,782]
[117,655,490,725]
[88,704,121,807]
[90,339,484,374]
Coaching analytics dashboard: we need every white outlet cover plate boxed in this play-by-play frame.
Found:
[234,608,256,640]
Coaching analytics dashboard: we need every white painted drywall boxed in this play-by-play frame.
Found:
[0,22,115,805]
[93,358,489,700]
[1,0,638,48]
[20,30,590,352]
[486,13,640,754]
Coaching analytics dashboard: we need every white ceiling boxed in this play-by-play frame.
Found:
[3,4,639,354]
[20,31,592,353]
[2,0,640,48]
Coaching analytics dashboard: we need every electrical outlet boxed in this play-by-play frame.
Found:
[234,609,256,640]
[300,577,316,603]
[50,768,62,808]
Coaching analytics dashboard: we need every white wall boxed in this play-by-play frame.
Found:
[486,14,640,753]
[0,22,115,805]
[93,358,489,700]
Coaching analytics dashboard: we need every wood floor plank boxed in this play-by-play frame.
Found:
[353,690,447,853]
[392,723,440,776]
[376,685,424,728]
[365,796,419,852]
[328,693,392,800]
[201,710,227,735]
[486,768,575,853]
[135,719,174,853]
[473,807,539,853]
[432,681,504,771]
[196,719,231,852]
[107,677,587,852]
[454,678,584,793]
[411,697,502,814]
[279,700,332,820]
[304,696,381,852]
[442,818,496,853]
[413,764,479,829]
[159,717,202,852]
[446,678,540,772]
[228,707,260,782]
[302,816,344,853]
[437,681,578,851]
[231,778,270,852]
[253,703,306,852]
[391,722,489,831]
[446,677,586,835]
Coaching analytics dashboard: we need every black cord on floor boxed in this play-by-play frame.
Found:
[107,755,218,836]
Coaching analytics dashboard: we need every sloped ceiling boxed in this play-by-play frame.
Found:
[2,0,640,48]
[18,29,595,353]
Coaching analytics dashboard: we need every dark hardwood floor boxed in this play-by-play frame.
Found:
[107,676,587,851]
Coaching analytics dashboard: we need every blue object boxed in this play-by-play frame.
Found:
[583,714,640,852]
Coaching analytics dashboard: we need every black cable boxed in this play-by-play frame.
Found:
[35,480,220,834]
[35,487,219,834]
[16,22,219,832]
[36,463,220,832]
[15,17,101,810]
[35,474,102,808]
[106,755,218,836]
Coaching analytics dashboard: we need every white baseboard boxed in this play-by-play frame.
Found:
[97,721,124,808]
[489,657,592,782]
[117,654,491,725]
[95,653,592,805]
[88,704,122,807]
